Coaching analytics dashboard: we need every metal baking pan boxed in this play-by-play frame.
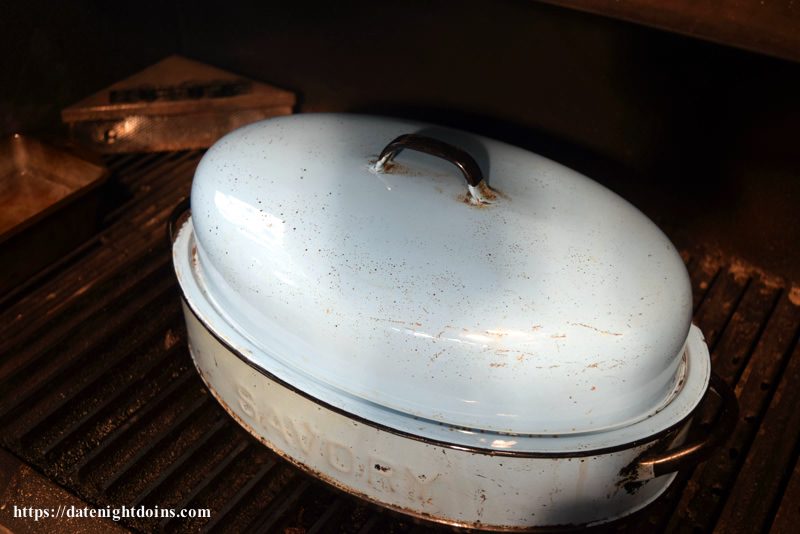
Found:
[0,134,108,297]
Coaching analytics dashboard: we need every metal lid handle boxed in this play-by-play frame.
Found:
[374,134,494,204]
[167,197,191,244]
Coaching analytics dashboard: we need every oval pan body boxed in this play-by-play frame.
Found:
[189,114,693,435]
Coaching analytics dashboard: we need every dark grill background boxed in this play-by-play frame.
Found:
[1,151,799,533]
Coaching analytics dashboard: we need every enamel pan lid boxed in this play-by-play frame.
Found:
[186,113,694,436]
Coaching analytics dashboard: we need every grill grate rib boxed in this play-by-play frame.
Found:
[38,342,185,460]
[71,368,196,482]
[170,441,253,521]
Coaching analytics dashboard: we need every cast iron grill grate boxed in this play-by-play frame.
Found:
[1,151,799,533]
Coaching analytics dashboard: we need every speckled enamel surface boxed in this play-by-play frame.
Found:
[182,303,681,529]
[186,113,694,436]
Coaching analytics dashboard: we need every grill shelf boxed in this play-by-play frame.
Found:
[1,151,799,533]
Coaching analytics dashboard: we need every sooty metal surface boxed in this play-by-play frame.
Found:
[1,151,799,533]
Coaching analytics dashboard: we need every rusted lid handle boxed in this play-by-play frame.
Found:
[374,134,493,204]
[634,373,738,481]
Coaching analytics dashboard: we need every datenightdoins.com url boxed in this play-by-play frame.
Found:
[13,504,211,522]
